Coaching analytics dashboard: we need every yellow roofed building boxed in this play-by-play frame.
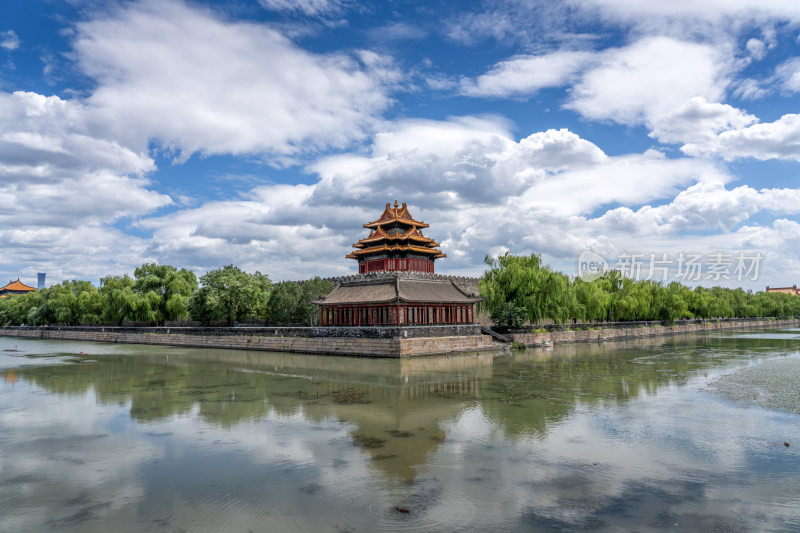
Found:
[0,278,37,298]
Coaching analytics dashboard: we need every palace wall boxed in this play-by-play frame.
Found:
[3,318,794,357]
[508,318,800,346]
[0,325,497,357]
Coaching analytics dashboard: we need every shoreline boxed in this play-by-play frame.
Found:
[1,318,798,357]
[507,317,800,346]
[0,325,497,358]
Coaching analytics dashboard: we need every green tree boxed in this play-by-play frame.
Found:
[100,275,158,325]
[573,278,611,323]
[264,281,305,325]
[479,252,575,325]
[47,280,101,325]
[297,277,335,326]
[133,263,197,324]
[190,265,271,326]
[490,301,527,329]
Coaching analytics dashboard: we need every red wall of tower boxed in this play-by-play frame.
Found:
[359,258,434,274]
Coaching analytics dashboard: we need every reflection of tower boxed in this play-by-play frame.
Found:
[37,273,46,290]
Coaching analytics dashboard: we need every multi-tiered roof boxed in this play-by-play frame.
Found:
[347,201,445,274]
[313,201,482,327]
[0,278,36,298]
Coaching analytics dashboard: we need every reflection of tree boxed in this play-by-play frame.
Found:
[477,333,798,439]
[11,331,794,479]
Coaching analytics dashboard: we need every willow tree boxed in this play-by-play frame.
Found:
[47,280,102,325]
[133,263,197,324]
[100,275,159,325]
[0,290,46,325]
[479,252,575,325]
[573,278,611,323]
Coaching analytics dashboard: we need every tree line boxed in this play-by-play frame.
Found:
[0,263,334,327]
[2,253,798,328]
[479,252,800,328]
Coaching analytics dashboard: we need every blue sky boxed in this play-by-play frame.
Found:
[3,0,800,289]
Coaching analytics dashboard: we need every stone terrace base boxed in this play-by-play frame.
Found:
[0,326,499,358]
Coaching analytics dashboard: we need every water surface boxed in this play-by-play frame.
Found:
[1,330,798,532]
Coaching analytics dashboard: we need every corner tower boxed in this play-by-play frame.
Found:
[347,200,446,274]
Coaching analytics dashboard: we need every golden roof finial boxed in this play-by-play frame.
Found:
[394,199,399,208]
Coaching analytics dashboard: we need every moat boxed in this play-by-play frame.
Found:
[1,329,799,532]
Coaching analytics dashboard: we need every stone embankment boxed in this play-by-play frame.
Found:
[1,318,796,357]
[508,318,800,346]
[0,326,496,358]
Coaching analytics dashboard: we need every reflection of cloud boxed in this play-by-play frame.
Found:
[0,381,154,531]
[4,337,800,531]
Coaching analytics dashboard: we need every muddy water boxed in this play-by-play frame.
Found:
[1,329,798,532]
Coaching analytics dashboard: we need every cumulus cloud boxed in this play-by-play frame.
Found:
[594,181,800,236]
[0,91,170,281]
[650,96,757,146]
[136,184,360,279]
[0,30,20,51]
[0,91,167,226]
[570,0,800,25]
[73,0,399,162]
[682,113,800,161]
[566,37,732,125]
[459,51,592,98]
[462,36,742,150]
[133,117,765,280]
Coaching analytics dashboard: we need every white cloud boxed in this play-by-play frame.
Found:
[133,117,754,280]
[459,51,592,98]
[775,57,800,93]
[445,11,517,46]
[0,91,170,282]
[368,22,428,42]
[0,91,166,225]
[567,37,732,125]
[570,0,800,24]
[0,30,20,51]
[594,181,800,236]
[2,93,789,286]
[746,38,767,60]
[73,0,399,161]
[683,113,800,161]
[732,78,768,100]
[650,96,757,146]
[259,0,345,16]
[463,36,741,150]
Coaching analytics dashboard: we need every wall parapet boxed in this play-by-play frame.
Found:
[0,324,481,339]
